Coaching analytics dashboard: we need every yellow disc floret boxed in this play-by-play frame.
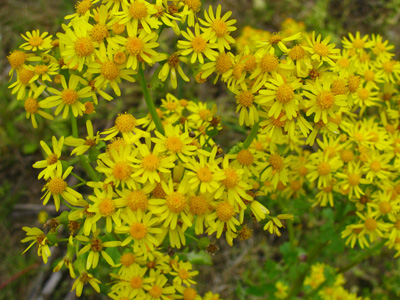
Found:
[48,178,67,195]
[99,198,115,216]
[316,91,335,109]
[126,37,144,56]
[74,37,94,57]
[130,223,147,240]
[237,149,254,165]
[237,91,254,107]
[269,154,284,171]
[115,113,136,132]
[216,201,235,222]
[191,36,207,53]
[91,24,108,42]
[165,136,183,153]
[142,154,160,171]
[189,195,209,215]
[62,89,79,105]
[129,2,148,19]
[113,161,132,180]
[276,84,294,103]
[166,192,187,213]
[101,61,120,81]
[8,50,26,69]
[317,162,331,175]
[24,97,39,114]
[197,167,212,182]
[127,190,148,211]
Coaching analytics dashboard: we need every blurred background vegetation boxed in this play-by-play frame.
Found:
[2,0,400,299]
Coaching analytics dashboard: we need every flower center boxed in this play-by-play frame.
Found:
[166,192,187,213]
[101,61,120,81]
[364,218,377,231]
[24,97,39,114]
[189,195,208,215]
[314,42,329,56]
[358,88,369,101]
[364,70,375,82]
[223,168,239,188]
[289,45,305,60]
[211,19,228,37]
[347,75,360,93]
[215,53,232,74]
[76,0,91,15]
[379,201,392,214]
[114,52,126,65]
[120,253,136,267]
[130,223,147,240]
[243,54,257,72]
[179,269,190,279]
[149,286,163,298]
[260,54,278,72]
[113,161,132,180]
[382,61,396,74]
[127,190,148,211]
[48,178,67,194]
[29,36,43,47]
[316,91,335,109]
[91,24,109,42]
[19,68,35,85]
[269,154,284,171]
[331,79,347,95]
[34,65,49,75]
[112,22,125,35]
[317,162,331,175]
[184,0,201,12]
[61,89,78,105]
[142,154,160,171]
[276,84,294,103]
[8,50,26,69]
[90,238,103,252]
[237,149,254,165]
[115,113,136,132]
[74,37,94,57]
[183,288,198,300]
[126,37,144,56]
[197,167,212,182]
[348,173,360,186]
[370,161,381,172]
[341,150,353,162]
[191,36,207,53]
[130,276,143,288]
[216,202,234,222]
[168,53,180,67]
[99,198,115,216]
[129,2,148,19]
[237,91,254,107]
[165,136,183,153]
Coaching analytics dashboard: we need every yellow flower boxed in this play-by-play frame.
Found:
[181,0,202,27]
[118,0,159,34]
[306,151,343,188]
[170,260,199,286]
[71,272,101,297]
[342,31,372,52]
[145,269,176,300]
[65,120,100,156]
[41,165,82,211]
[42,75,93,118]
[233,82,260,126]
[8,66,37,100]
[102,112,149,143]
[20,29,53,52]
[158,53,190,89]
[24,85,54,128]
[304,32,341,66]
[22,227,52,263]
[336,162,370,199]
[33,136,64,179]
[178,23,218,64]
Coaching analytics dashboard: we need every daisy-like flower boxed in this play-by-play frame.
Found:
[24,85,54,128]
[257,31,302,52]
[362,150,393,181]
[76,230,121,269]
[21,227,51,263]
[304,32,340,66]
[158,53,190,89]
[170,260,199,286]
[114,183,158,214]
[57,23,96,71]
[341,224,369,249]
[263,214,293,236]
[145,270,176,300]
[118,0,159,34]
[152,178,192,230]
[303,77,348,124]
[201,51,234,83]
[336,162,369,199]
[65,0,98,21]
[352,83,380,116]
[369,190,400,220]
[185,147,225,194]
[152,123,197,162]
[206,198,239,246]
[96,144,137,189]
[102,112,149,143]
[342,32,372,52]
[116,210,162,255]
[187,191,215,234]
[187,101,215,127]
[306,151,343,188]
[178,23,218,64]
[285,44,312,77]
[41,165,82,211]
[233,82,260,127]
[86,50,136,96]
[7,50,40,79]
[370,34,395,60]
[8,66,36,100]
[71,272,101,297]
[199,5,237,51]
[352,207,391,243]
[376,59,400,84]
[181,0,201,27]
[261,152,291,189]
[257,74,302,120]
[65,120,100,156]
[20,30,53,52]
[41,75,93,118]
[33,136,64,179]
[25,62,59,83]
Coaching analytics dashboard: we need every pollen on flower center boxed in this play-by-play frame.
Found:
[189,195,208,215]
[114,52,127,64]
[149,286,163,298]
[101,61,120,81]
[331,79,347,95]
[243,54,257,72]
[348,173,360,186]
[90,238,103,252]
[8,50,26,69]
[379,201,392,214]
[35,65,49,75]
[191,36,207,53]
[382,61,395,74]
[358,88,369,101]
[216,201,234,222]
[237,91,254,107]
[353,38,365,49]
[289,45,306,60]
[165,136,183,153]
[168,53,180,67]
[120,253,136,267]
[62,89,79,105]
[237,149,254,165]
[223,168,239,188]
[115,113,136,132]
[29,36,43,47]
[216,53,232,74]
[130,223,147,240]
[347,75,360,93]
[178,269,190,279]
[197,167,212,182]
[129,2,148,19]
[130,275,144,288]
[166,192,187,213]
[76,0,92,15]
[211,19,228,37]
[91,24,109,42]
[276,84,294,103]
[269,154,284,171]
[370,161,381,172]
[364,70,375,82]
[142,154,160,171]
[199,109,211,120]
[127,190,148,211]
[24,97,39,114]
[126,37,144,56]
[99,198,115,216]
[74,37,94,57]
[113,161,132,180]
[316,91,335,109]
[364,218,377,231]
[19,68,35,85]
[314,42,329,56]
[48,178,67,195]
[46,153,58,165]
[184,0,201,12]
[317,162,331,175]
[260,54,278,72]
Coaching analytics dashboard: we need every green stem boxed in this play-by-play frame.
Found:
[62,199,75,210]
[185,232,199,242]
[243,122,259,149]
[337,240,385,273]
[71,182,87,189]
[138,66,165,135]
[71,172,86,183]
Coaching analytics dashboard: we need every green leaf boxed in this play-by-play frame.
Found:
[185,250,212,265]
